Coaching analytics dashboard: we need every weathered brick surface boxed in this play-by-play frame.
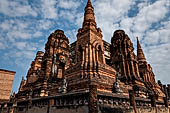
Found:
[99,106,169,113]
[0,69,15,102]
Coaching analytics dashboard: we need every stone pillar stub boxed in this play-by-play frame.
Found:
[150,94,156,107]
[89,84,98,113]
[164,97,169,107]
[129,90,137,113]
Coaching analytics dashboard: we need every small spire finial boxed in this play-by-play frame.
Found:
[82,0,97,28]
[137,37,146,63]
[87,0,92,6]
[22,76,24,80]
[137,37,141,49]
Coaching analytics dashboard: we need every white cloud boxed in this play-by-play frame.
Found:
[144,42,170,83]
[74,13,84,27]
[59,10,76,22]
[38,20,54,30]
[0,19,47,44]
[14,41,41,51]
[93,0,135,41]
[65,29,77,43]
[0,34,7,49]
[0,20,14,31]
[4,49,35,60]
[133,0,168,33]
[15,42,26,50]
[8,30,32,40]
[58,0,80,9]
[33,31,43,37]
[0,42,5,49]
[41,0,58,19]
[0,0,37,17]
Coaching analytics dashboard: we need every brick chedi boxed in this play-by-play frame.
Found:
[1,0,169,113]
[39,29,70,96]
[41,30,70,80]
[65,0,116,93]
[137,37,165,102]
[26,51,44,84]
[110,30,147,98]
[16,30,70,100]
[16,51,44,100]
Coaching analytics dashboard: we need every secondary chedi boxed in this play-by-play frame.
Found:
[1,0,169,113]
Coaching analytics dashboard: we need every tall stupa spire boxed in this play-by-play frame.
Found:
[137,37,146,63]
[82,0,97,28]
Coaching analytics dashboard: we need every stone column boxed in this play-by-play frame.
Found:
[122,59,127,80]
[164,97,169,107]
[150,95,156,107]
[89,44,93,74]
[129,90,137,113]
[85,44,89,70]
[89,84,98,113]
[92,47,96,72]
[135,63,140,78]
[130,61,136,78]
[96,49,99,65]
[81,48,85,67]
[45,59,52,79]
[126,62,131,80]
[102,51,106,64]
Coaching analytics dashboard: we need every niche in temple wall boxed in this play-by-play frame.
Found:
[98,45,103,63]
[78,45,83,62]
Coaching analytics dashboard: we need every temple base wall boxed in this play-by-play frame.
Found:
[3,105,88,113]
[99,105,169,113]
[50,106,88,113]
[1,104,169,113]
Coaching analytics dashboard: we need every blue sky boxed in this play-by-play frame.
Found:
[0,0,170,93]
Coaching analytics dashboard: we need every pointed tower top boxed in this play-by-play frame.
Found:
[22,76,25,80]
[82,0,97,29]
[137,37,146,63]
[86,0,92,7]
[137,37,142,49]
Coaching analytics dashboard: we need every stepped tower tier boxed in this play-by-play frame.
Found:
[16,51,44,100]
[41,30,70,80]
[18,76,26,92]
[137,37,147,64]
[110,30,147,98]
[110,30,141,82]
[32,30,70,97]
[137,37,165,101]
[65,0,116,93]
[76,0,105,68]
[26,51,44,84]
[16,30,70,99]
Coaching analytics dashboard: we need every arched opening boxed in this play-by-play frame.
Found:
[98,45,103,63]
[140,72,144,80]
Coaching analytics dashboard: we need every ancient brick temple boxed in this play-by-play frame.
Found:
[0,0,169,113]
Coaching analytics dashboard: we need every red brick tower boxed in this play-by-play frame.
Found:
[110,30,147,98]
[41,30,70,80]
[26,51,44,84]
[110,30,141,82]
[65,0,116,93]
